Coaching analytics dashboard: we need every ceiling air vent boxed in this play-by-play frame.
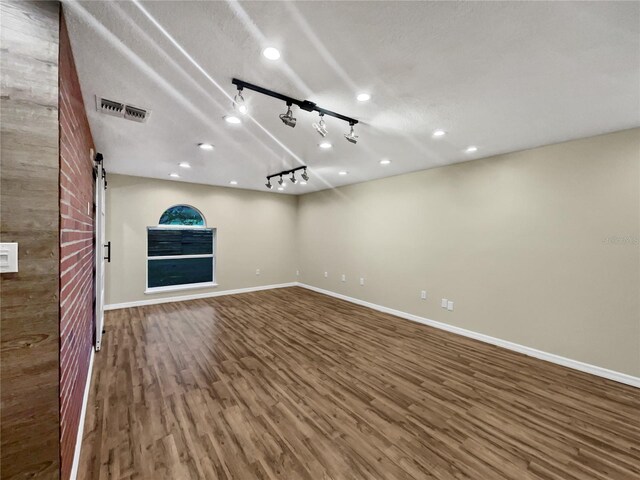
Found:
[96,96,151,123]
[97,97,124,117]
[124,105,149,123]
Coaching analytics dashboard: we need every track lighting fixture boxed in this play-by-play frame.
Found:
[344,123,358,144]
[279,104,296,128]
[313,114,328,137]
[233,87,247,115]
[231,79,360,144]
[265,166,309,190]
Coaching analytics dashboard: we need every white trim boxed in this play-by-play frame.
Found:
[148,254,214,260]
[105,282,297,310]
[152,225,206,230]
[145,282,218,294]
[296,283,640,389]
[70,349,95,480]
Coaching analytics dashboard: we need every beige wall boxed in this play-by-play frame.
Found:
[107,129,639,377]
[105,174,298,305]
[298,128,640,376]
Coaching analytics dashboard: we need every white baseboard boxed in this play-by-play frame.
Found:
[69,348,95,480]
[296,283,640,389]
[104,282,297,310]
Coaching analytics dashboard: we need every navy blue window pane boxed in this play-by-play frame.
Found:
[148,229,213,256]
[148,258,213,288]
[159,205,204,226]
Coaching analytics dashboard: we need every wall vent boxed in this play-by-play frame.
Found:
[124,105,149,123]
[96,96,151,123]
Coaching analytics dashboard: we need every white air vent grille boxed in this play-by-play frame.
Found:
[96,96,151,123]
[98,97,124,117]
[124,105,149,122]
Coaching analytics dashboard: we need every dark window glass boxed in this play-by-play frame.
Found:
[159,205,205,226]
[148,229,213,256]
[147,257,213,288]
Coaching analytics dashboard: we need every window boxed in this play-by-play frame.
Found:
[146,205,216,293]
[159,205,205,226]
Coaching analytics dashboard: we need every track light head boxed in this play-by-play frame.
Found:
[290,172,297,184]
[312,114,328,137]
[265,179,273,189]
[344,124,358,144]
[278,175,284,186]
[279,104,296,128]
[301,169,309,182]
[233,88,247,115]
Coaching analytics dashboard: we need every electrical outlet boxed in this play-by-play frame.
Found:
[324,271,328,278]
[447,300,454,311]
[441,298,448,308]
[256,269,260,276]
[421,290,427,300]
[341,274,346,282]
[360,277,365,286]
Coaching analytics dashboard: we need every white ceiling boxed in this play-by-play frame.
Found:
[64,1,640,194]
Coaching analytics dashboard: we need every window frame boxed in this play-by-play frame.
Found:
[145,214,217,294]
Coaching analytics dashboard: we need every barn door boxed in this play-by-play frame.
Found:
[94,159,107,351]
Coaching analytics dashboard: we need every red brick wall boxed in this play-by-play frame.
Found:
[59,14,95,480]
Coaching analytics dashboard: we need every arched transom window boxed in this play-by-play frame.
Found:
[158,204,205,226]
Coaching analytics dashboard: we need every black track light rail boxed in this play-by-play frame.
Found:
[267,165,307,181]
[232,78,359,125]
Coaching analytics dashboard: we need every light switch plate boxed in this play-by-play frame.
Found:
[447,300,454,311]
[360,277,365,286]
[441,298,448,308]
[0,243,18,273]
[341,274,346,282]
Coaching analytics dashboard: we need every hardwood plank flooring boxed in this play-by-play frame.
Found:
[78,287,640,479]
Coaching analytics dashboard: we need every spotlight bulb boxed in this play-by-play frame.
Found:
[290,172,297,184]
[301,170,309,181]
[313,115,328,137]
[265,180,273,189]
[278,176,284,186]
[233,89,247,115]
[344,124,358,144]
[279,105,296,128]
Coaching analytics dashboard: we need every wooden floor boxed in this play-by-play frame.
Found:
[78,287,640,480]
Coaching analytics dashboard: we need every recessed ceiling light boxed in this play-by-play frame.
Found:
[380,159,391,165]
[179,162,191,168]
[466,146,478,153]
[357,93,371,102]
[319,142,332,149]
[198,143,214,150]
[262,47,281,60]
[229,180,238,185]
[169,173,180,178]
[277,186,284,191]
[338,171,348,176]
[224,115,242,124]
[432,129,446,137]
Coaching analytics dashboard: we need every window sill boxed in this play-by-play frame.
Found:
[145,282,218,295]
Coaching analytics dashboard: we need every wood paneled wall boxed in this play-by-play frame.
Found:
[59,12,96,480]
[0,1,62,478]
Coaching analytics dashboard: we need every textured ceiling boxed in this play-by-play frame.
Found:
[64,1,640,194]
